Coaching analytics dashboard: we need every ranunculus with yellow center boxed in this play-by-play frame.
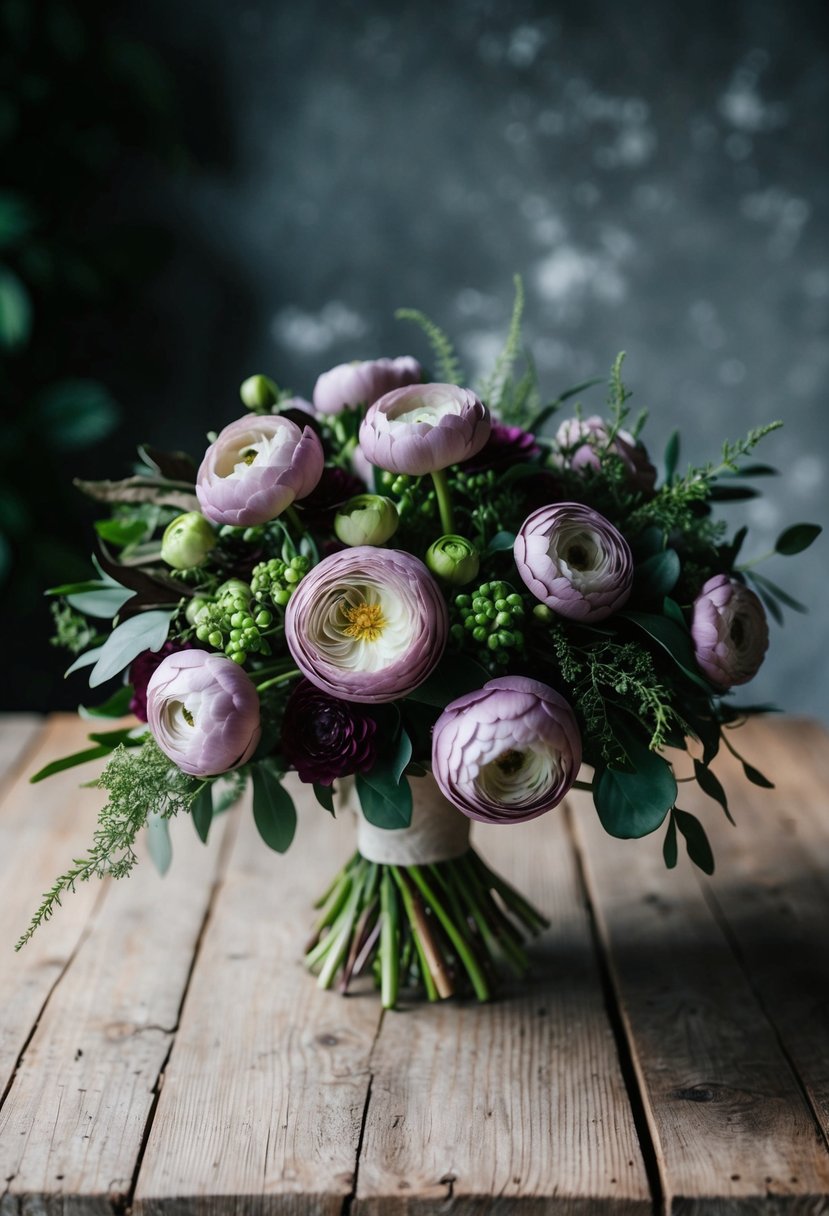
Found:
[431,676,582,824]
[196,414,324,527]
[284,547,448,703]
[358,383,491,476]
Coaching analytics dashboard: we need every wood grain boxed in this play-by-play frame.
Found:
[569,720,829,1215]
[352,811,651,1214]
[0,724,231,1214]
[133,774,382,1216]
[0,713,43,795]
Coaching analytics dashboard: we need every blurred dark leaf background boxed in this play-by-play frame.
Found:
[2,0,827,718]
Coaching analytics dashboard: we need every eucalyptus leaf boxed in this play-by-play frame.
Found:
[30,744,111,783]
[88,609,173,688]
[146,812,173,876]
[747,571,807,614]
[251,764,297,852]
[674,809,715,875]
[79,685,134,720]
[191,785,214,843]
[66,585,135,619]
[693,759,735,825]
[356,770,413,830]
[593,742,677,839]
[743,761,774,789]
[484,530,516,556]
[621,611,712,691]
[663,813,678,869]
[635,549,680,599]
[709,484,760,501]
[313,782,336,815]
[774,523,821,556]
[65,646,105,677]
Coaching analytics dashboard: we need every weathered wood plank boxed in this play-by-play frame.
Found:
[688,717,829,1148]
[133,775,382,1216]
[0,721,231,1215]
[352,811,652,1214]
[569,725,829,1215]
[0,716,110,1105]
[0,713,43,793]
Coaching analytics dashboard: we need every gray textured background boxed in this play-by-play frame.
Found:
[112,0,828,720]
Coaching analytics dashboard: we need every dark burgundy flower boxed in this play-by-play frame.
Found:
[129,641,196,722]
[298,466,366,531]
[462,422,541,473]
[281,679,378,785]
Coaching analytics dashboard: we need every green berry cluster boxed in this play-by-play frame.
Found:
[249,555,310,609]
[194,588,273,665]
[451,580,526,669]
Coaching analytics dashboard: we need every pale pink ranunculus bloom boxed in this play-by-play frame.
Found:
[284,546,448,703]
[514,502,633,622]
[146,650,261,777]
[691,574,769,688]
[313,356,422,416]
[196,414,324,527]
[359,383,491,476]
[431,676,582,823]
[554,415,657,494]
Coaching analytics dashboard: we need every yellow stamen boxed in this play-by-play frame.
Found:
[342,601,387,642]
[241,448,258,465]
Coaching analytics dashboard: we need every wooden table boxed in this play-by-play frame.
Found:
[1,714,828,1214]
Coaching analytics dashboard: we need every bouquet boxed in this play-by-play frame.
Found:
[19,282,820,1010]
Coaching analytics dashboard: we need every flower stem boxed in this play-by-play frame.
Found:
[407,865,491,1001]
[254,668,301,694]
[380,869,399,1009]
[430,468,455,535]
[285,504,306,535]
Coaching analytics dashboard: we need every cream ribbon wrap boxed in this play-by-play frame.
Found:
[338,773,471,865]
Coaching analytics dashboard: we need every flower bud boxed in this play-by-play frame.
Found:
[334,494,399,547]
[216,578,252,604]
[161,512,216,570]
[185,597,209,626]
[240,374,279,411]
[425,535,480,586]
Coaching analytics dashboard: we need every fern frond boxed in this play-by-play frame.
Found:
[395,308,464,385]
[478,274,526,408]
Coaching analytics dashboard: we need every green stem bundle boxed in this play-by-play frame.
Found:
[305,848,549,1009]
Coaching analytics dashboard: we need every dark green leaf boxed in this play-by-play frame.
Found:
[356,770,413,830]
[743,761,774,789]
[621,611,712,691]
[748,571,807,614]
[664,430,680,483]
[527,377,603,430]
[484,530,516,556]
[79,685,134,720]
[693,759,735,824]
[662,597,686,628]
[709,484,760,501]
[94,518,148,548]
[774,523,822,556]
[191,785,214,843]
[408,655,490,707]
[30,744,111,783]
[37,380,120,448]
[634,527,666,559]
[755,585,784,626]
[663,813,678,868]
[674,809,715,875]
[251,764,297,852]
[88,609,173,688]
[0,193,34,248]
[66,585,135,619]
[313,782,336,815]
[146,812,172,875]
[87,727,144,749]
[0,266,31,348]
[721,463,778,478]
[594,741,677,840]
[391,730,413,784]
[635,549,680,599]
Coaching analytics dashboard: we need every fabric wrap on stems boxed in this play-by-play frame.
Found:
[338,773,471,865]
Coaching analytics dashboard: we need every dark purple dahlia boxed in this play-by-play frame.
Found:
[461,422,541,473]
[281,679,378,785]
[129,641,196,721]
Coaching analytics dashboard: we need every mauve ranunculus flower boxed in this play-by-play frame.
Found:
[515,502,633,622]
[313,356,422,416]
[285,546,448,703]
[130,641,196,722]
[196,414,324,527]
[359,383,491,476]
[462,422,541,473]
[691,574,769,689]
[146,651,261,777]
[432,676,582,824]
[555,415,657,494]
[281,679,378,785]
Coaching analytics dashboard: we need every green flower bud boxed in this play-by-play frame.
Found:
[425,535,480,587]
[334,494,400,547]
[185,596,208,626]
[161,512,216,570]
[216,579,252,604]
[240,374,279,411]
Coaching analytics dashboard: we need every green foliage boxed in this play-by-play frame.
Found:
[774,523,821,556]
[395,307,464,385]
[593,728,677,839]
[251,761,297,852]
[478,274,526,412]
[17,740,205,949]
[50,600,97,655]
